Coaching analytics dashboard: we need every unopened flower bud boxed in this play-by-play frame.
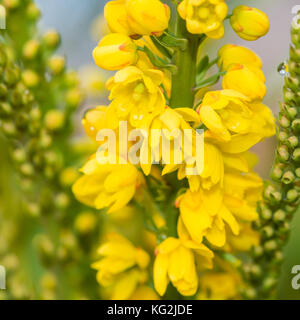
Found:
[43,30,61,49]
[293,148,300,162]
[48,56,65,75]
[230,5,269,41]
[282,171,295,184]
[126,0,170,36]
[93,33,138,71]
[45,110,65,131]
[273,209,286,222]
[23,40,40,60]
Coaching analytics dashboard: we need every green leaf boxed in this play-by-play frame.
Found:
[196,55,209,81]
[157,31,188,51]
[139,46,178,74]
[150,35,173,59]
[194,71,226,91]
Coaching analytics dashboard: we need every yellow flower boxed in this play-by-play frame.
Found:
[44,110,65,131]
[129,285,160,300]
[222,64,266,101]
[230,5,270,41]
[140,106,201,175]
[172,141,225,192]
[226,223,260,252]
[126,0,170,36]
[153,234,213,296]
[93,33,138,71]
[198,272,240,300]
[106,66,165,128]
[74,211,97,234]
[218,44,262,71]
[177,168,262,248]
[104,0,134,36]
[178,0,228,38]
[72,156,143,213]
[198,90,275,141]
[104,0,170,37]
[92,233,150,299]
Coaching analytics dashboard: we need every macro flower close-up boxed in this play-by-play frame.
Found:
[1,0,300,307]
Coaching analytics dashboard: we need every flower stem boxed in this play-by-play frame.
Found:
[169,15,200,109]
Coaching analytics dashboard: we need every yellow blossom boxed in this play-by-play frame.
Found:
[104,0,170,37]
[126,0,170,36]
[74,212,97,234]
[72,156,143,213]
[92,233,150,299]
[222,64,266,101]
[230,5,270,41]
[153,232,213,296]
[106,66,165,128]
[178,0,228,38]
[198,90,275,142]
[226,223,260,252]
[129,285,160,300]
[198,272,240,300]
[104,0,134,36]
[218,44,262,71]
[177,168,262,248]
[93,33,138,71]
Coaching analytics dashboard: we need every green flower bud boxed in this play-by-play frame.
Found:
[0,83,8,99]
[4,67,20,87]
[48,56,65,75]
[55,193,70,209]
[288,136,298,148]
[43,30,61,49]
[285,76,300,92]
[261,207,272,220]
[273,209,286,222]
[264,240,277,251]
[274,251,284,263]
[286,189,299,202]
[293,148,300,161]
[25,202,40,217]
[19,163,34,176]
[296,167,300,178]
[0,102,12,116]
[1,120,17,137]
[271,165,283,180]
[23,40,40,60]
[290,45,300,63]
[12,148,26,163]
[284,89,295,103]
[279,115,290,128]
[252,245,264,258]
[3,0,20,9]
[264,185,282,204]
[281,171,295,184]
[278,131,289,142]
[278,145,290,161]
[292,119,300,132]
[262,226,274,238]
[26,2,41,20]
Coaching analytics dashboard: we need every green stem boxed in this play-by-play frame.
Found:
[170,16,201,109]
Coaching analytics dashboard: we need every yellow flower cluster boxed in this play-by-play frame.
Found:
[72,0,274,299]
[91,233,158,299]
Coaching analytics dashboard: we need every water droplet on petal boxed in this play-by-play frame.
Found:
[278,62,289,76]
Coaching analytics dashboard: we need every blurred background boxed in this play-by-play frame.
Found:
[1,0,299,299]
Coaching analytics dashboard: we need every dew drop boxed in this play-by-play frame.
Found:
[278,61,289,76]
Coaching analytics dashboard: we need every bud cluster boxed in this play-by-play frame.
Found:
[244,20,300,299]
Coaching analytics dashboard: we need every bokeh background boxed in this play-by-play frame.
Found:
[4,0,300,299]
